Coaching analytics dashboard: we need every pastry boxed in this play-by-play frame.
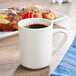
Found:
[0,6,57,31]
[22,6,42,19]
[0,10,22,31]
[42,11,56,20]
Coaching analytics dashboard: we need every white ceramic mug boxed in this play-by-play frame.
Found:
[18,18,67,69]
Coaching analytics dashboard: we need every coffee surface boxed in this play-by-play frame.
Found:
[24,24,48,29]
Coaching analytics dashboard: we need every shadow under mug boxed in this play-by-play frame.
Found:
[18,18,67,69]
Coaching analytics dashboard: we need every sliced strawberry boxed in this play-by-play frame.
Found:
[23,13,27,19]
[23,12,42,19]
[29,12,33,18]
[33,13,42,18]
[27,12,30,18]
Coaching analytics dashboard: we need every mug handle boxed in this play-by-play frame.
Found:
[52,29,67,55]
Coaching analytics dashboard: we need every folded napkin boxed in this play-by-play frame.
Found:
[51,36,76,76]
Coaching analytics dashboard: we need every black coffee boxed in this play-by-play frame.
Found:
[24,24,48,29]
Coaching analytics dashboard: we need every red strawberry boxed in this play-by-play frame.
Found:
[33,13,42,18]
[23,13,27,19]
[29,12,33,18]
[23,12,42,19]
[27,12,29,18]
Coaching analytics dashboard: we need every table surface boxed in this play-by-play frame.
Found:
[0,0,76,76]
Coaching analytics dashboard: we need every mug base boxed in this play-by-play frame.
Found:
[21,64,50,70]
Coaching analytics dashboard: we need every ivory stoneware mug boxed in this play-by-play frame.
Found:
[18,18,67,69]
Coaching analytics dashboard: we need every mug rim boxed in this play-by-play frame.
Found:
[18,18,53,30]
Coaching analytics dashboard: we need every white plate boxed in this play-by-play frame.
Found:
[0,31,18,39]
[0,7,67,39]
[52,12,67,22]
[19,5,68,22]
